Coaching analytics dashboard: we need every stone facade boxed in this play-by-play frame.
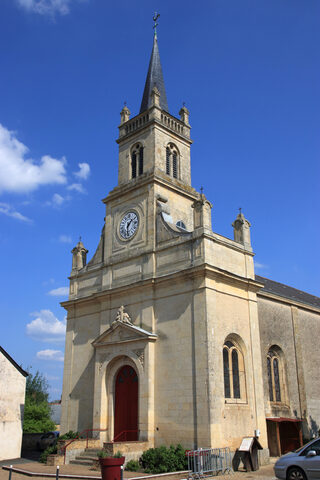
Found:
[257,289,320,454]
[0,347,28,461]
[60,34,320,461]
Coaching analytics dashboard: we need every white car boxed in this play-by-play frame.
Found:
[274,438,320,480]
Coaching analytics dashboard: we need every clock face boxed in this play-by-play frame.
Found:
[119,211,139,239]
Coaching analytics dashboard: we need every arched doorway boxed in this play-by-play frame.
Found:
[114,365,138,441]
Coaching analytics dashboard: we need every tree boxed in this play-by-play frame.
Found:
[23,368,56,433]
[26,369,50,403]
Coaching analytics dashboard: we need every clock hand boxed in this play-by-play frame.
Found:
[126,219,132,233]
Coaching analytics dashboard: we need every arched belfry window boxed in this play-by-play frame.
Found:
[166,147,170,175]
[165,143,179,179]
[267,347,285,403]
[139,146,143,176]
[172,152,178,178]
[131,143,144,179]
[223,339,246,401]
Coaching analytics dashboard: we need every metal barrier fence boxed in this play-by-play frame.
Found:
[187,448,232,478]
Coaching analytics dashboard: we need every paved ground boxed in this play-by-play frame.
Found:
[0,460,277,480]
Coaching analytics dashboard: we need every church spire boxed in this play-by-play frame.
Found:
[139,17,169,114]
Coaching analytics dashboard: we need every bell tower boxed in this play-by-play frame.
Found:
[117,32,192,188]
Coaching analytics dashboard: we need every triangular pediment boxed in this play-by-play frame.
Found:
[92,321,157,348]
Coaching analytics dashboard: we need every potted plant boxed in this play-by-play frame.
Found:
[98,450,125,480]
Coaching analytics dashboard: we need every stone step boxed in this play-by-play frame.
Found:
[70,458,96,466]
[82,451,100,458]
[77,455,98,461]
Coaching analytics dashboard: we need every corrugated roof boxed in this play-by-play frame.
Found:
[0,345,29,377]
[139,35,169,114]
[256,275,320,309]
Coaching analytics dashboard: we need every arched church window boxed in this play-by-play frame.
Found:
[131,152,137,178]
[165,143,179,179]
[267,348,284,402]
[232,349,240,399]
[223,339,246,401]
[223,347,230,398]
[166,147,170,175]
[139,146,144,175]
[173,152,178,178]
[131,144,143,179]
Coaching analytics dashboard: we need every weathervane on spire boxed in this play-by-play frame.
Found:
[153,12,160,37]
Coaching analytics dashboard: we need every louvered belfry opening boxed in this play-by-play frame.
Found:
[131,152,137,178]
[166,147,170,175]
[139,147,144,175]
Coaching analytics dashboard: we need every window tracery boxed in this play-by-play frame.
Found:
[176,220,187,230]
[223,339,246,401]
[267,348,284,403]
[131,143,144,179]
[165,143,179,179]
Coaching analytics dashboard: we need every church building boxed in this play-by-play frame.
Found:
[60,30,320,461]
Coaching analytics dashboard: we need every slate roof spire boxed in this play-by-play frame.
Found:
[139,32,169,114]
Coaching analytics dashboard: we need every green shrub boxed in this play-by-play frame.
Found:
[113,451,123,458]
[125,460,140,472]
[140,444,188,474]
[97,450,107,458]
[23,399,56,433]
[59,430,80,440]
[97,450,123,459]
[39,444,57,463]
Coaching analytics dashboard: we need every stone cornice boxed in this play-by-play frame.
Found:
[102,170,198,204]
[62,263,262,310]
[93,337,157,347]
[68,226,254,284]
[257,290,320,314]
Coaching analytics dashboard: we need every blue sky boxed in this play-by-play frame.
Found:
[0,0,319,401]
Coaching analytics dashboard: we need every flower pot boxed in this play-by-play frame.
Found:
[99,457,125,480]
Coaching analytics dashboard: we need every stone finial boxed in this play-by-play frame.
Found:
[192,191,212,232]
[112,306,133,326]
[120,104,130,124]
[151,86,160,107]
[232,210,251,248]
[71,239,88,272]
[179,104,190,125]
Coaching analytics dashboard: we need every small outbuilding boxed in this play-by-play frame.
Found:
[0,346,28,461]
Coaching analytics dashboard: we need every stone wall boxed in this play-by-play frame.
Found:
[103,441,149,464]
[258,294,320,440]
[0,352,26,461]
[57,439,101,464]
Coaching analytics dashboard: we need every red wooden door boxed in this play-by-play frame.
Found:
[114,365,138,441]
[280,422,301,454]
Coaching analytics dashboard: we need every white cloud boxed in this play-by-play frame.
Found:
[67,183,86,194]
[59,234,72,243]
[37,349,64,362]
[0,202,32,222]
[48,193,65,206]
[26,309,66,342]
[17,0,70,15]
[52,193,64,206]
[48,286,69,296]
[0,124,67,194]
[255,262,269,270]
[45,374,60,381]
[17,0,89,16]
[74,162,90,180]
